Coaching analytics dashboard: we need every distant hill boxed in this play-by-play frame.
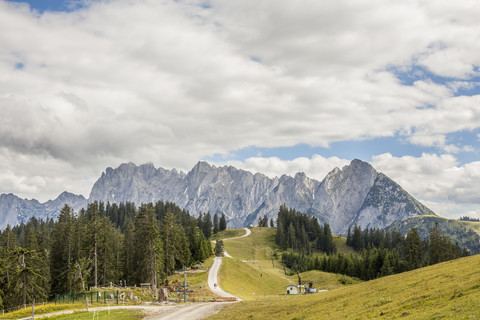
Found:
[386,215,480,254]
[0,159,434,233]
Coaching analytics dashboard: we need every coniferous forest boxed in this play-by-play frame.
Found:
[275,204,336,255]
[0,201,222,310]
[281,213,469,281]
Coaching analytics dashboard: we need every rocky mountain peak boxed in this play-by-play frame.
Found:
[0,159,434,234]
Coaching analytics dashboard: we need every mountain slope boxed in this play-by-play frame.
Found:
[386,215,480,254]
[208,251,480,320]
[0,192,86,229]
[86,159,433,234]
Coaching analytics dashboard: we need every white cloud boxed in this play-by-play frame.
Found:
[371,153,480,204]
[1,0,480,202]
[420,201,480,220]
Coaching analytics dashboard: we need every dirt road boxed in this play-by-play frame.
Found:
[19,304,229,320]
[144,302,231,320]
[222,227,251,258]
[148,227,251,318]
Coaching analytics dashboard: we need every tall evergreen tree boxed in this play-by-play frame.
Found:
[123,222,135,285]
[429,222,443,264]
[213,213,219,234]
[134,204,164,288]
[162,212,186,282]
[50,205,74,295]
[352,225,364,252]
[202,212,212,239]
[405,227,423,269]
[219,213,227,231]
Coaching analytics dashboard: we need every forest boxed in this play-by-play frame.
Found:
[282,219,469,281]
[275,204,336,254]
[0,201,226,310]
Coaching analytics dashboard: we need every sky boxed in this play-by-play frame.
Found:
[1,0,479,219]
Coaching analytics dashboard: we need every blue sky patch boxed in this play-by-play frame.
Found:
[390,65,480,97]
[6,0,88,13]
[206,132,478,166]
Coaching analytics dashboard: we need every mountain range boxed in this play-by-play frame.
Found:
[0,159,434,234]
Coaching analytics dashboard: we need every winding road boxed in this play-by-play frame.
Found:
[207,227,251,299]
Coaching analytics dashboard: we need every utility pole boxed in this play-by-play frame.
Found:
[183,265,187,303]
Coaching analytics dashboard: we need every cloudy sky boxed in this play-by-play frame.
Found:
[1,0,479,219]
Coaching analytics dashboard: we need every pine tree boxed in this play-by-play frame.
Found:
[0,226,18,308]
[352,225,364,252]
[429,222,443,264]
[323,223,336,254]
[203,212,212,239]
[219,213,227,231]
[162,212,184,283]
[346,227,352,246]
[123,222,135,285]
[97,215,121,286]
[134,204,164,288]
[12,247,47,306]
[214,240,224,257]
[50,205,74,295]
[405,227,423,269]
[213,213,219,234]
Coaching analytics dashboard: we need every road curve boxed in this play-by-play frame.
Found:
[208,228,252,300]
[223,227,251,241]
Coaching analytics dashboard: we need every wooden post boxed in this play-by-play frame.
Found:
[86,293,89,312]
[31,303,34,319]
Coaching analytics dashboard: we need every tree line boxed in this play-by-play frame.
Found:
[0,201,224,310]
[275,204,336,254]
[282,223,468,281]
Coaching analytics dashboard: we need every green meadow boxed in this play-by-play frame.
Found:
[209,227,480,320]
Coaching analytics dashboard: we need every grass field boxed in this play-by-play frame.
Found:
[0,303,86,320]
[218,227,359,301]
[333,235,357,255]
[214,228,246,240]
[42,309,145,319]
[168,256,216,301]
[209,254,480,319]
[223,227,276,260]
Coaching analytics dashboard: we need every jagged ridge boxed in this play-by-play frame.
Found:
[0,159,434,234]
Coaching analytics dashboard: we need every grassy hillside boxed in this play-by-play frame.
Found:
[223,227,277,260]
[333,235,357,255]
[213,228,246,240]
[209,254,480,319]
[219,227,359,301]
[386,215,480,254]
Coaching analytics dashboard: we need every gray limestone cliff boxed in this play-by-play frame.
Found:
[86,159,433,234]
[0,192,86,229]
[0,159,434,234]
